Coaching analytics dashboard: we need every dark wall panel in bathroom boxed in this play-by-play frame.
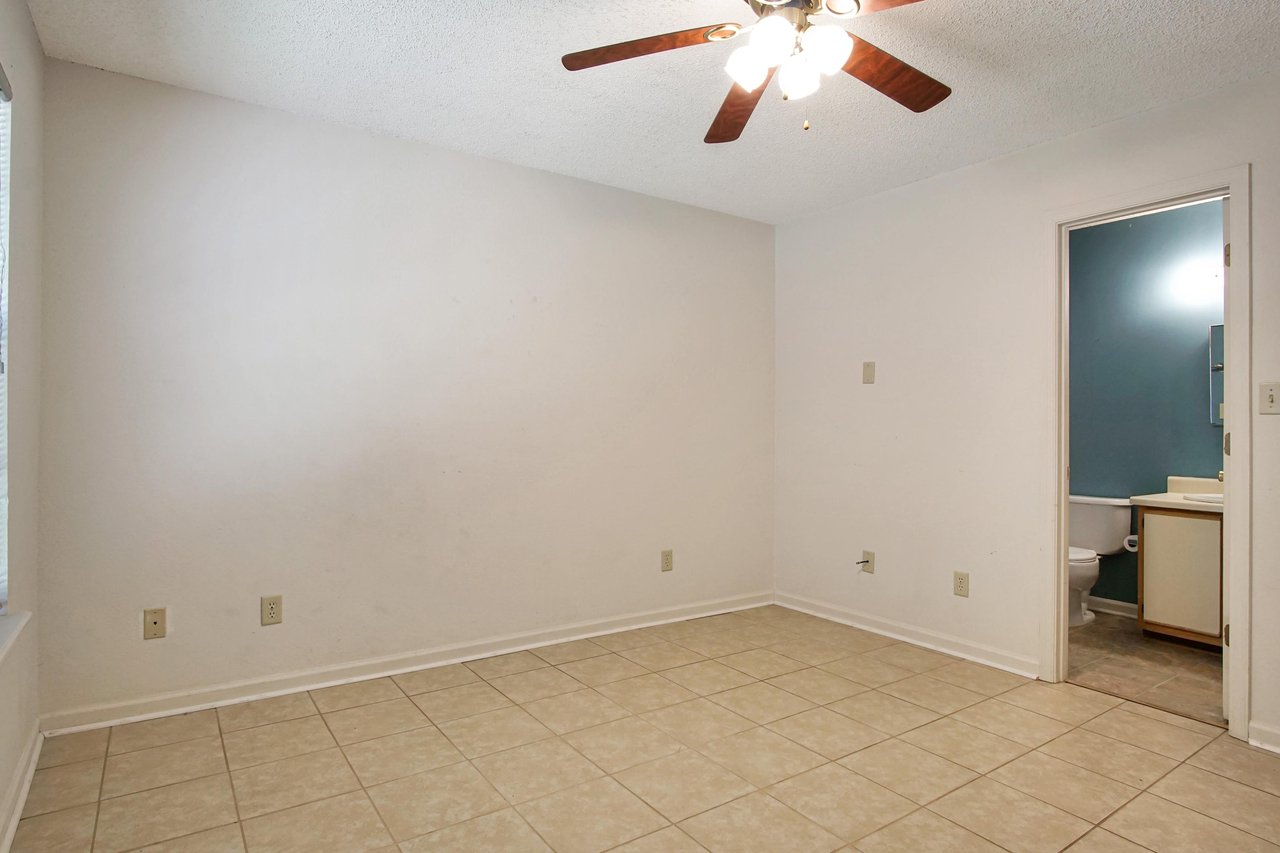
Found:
[1069,199,1224,604]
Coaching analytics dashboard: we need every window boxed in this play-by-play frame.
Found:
[0,65,11,613]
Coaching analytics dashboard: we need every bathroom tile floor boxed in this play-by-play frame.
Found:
[18,605,1279,852]
[1068,612,1225,728]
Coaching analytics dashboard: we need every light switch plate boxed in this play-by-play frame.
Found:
[1261,382,1280,414]
[862,362,876,384]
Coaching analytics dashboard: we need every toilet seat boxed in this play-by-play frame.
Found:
[1069,546,1098,563]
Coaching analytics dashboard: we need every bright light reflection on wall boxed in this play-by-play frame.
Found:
[1166,257,1224,309]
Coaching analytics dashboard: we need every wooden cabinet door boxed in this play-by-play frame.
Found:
[1140,510,1222,639]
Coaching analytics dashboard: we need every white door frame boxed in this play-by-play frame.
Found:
[1043,165,1252,741]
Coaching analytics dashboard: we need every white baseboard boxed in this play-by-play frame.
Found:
[1088,597,1138,619]
[41,591,774,734]
[774,591,1039,678]
[1249,720,1280,755]
[0,727,42,852]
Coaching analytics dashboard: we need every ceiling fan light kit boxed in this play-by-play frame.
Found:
[803,25,855,74]
[726,44,771,92]
[778,53,821,100]
[751,11,805,68]
[561,0,948,143]
[728,10,856,99]
[822,0,862,18]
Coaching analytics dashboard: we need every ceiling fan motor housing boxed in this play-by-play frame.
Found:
[747,0,827,18]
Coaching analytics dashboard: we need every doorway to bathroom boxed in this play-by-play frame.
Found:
[1050,167,1253,740]
[1066,198,1226,725]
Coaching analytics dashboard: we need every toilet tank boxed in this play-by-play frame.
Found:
[1069,495,1132,555]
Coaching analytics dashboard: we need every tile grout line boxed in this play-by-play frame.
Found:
[407,683,544,846]
[431,623,793,840]
[312,688,399,849]
[442,732,549,844]
[1068,613,1226,727]
[218,699,250,853]
[1069,673,1226,729]
[89,727,109,853]
[508,805,559,853]
[327,722,399,848]
[1070,716,1215,767]
[739,646,1200,846]
[522,648,934,839]
[1137,733,1280,843]
[931,726,1259,851]
[216,705,247,853]
[1140,786,1280,848]
[474,713,571,853]
[33,607,1273,852]
[82,735,239,847]
[1177,742,1280,799]
[8,700,1069,843]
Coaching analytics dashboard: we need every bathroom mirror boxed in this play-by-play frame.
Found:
[1210,324,1224,426]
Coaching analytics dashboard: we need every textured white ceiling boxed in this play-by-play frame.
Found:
[26,0,1280,223]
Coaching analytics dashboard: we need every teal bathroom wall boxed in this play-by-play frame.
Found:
[1069,199,1224,604]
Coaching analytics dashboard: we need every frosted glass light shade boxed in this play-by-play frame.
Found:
[726,45,769,92]
[750,15,798,67]
[802,25,853,75]
[778,53,820,100]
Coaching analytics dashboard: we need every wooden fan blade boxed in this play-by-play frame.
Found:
[705,68,777,144]
[840,35,951,112]
[857,0,930,14]
[562,24,739,71]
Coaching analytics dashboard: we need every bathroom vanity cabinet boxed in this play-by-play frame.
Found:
[1137,506,1223,646]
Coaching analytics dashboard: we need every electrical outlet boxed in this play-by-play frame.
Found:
[953,571,970,598]
[143,608,167,639]
[862,362,876,384]
[260,595,283,626]
[860,550,876,574]
[661,550,674,573]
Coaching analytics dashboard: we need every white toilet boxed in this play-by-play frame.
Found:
[1067,496,1133,627]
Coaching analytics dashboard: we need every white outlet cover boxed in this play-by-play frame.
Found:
[862,362,876,385]
[261,595,283,625]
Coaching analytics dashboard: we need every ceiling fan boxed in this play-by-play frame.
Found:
[562,0,951,144]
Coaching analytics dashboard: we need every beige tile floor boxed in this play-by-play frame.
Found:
[1069,612,1225,727]
[15,605,1280,852]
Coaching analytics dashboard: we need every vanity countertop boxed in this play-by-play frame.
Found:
[1130,476,1224,514]
[1129,492,1224,514]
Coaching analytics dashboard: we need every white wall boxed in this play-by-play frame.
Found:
[0,0,44,838]
[39,61,775,725]
[775,73,1280,743]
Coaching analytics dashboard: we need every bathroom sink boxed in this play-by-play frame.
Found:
[1131,478,1224,512]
